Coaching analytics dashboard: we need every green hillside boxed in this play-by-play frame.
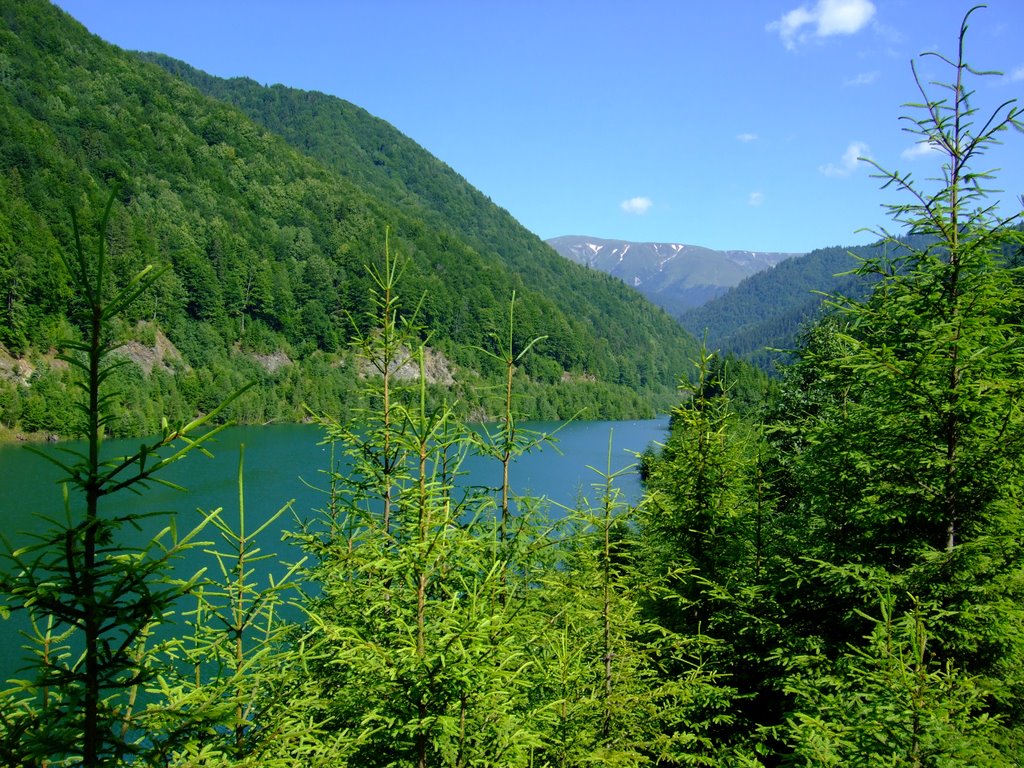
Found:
[140,53,700,387]
[0,0,699,437]
[679,239,902,371]
[679,231,1023,373]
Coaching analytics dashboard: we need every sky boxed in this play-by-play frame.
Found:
[51,0,1024,254]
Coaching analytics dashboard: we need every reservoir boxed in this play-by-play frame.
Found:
[0,417,669,680]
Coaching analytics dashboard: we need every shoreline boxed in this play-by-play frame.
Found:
[0,426,61,445]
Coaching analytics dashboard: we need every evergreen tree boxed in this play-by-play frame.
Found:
[293,242,554,768]
[0,192,248,766]
[776,7,1024,760]
[149,449,339,767]
[785,595,1011,767]
[638,348,786,762]
[537,441,733,767]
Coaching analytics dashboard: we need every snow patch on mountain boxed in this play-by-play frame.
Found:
[546,235,804,317]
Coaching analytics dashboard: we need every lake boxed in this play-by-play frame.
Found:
[0,417,668,680]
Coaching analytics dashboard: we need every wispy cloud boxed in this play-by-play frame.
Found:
[748,191,765,207]
[620,197,653,215]
[1011,66,1024,82]
[819,141,870,177]
[845,71,879,86]
[737,132,759,143]
[768,0,876,51]
[900,141,941,160]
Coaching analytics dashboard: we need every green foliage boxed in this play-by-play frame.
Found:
[637,347,791,762]
[788,4,1024,658]
[540,445,735,767]
[293,248,551,767]
[143,51,698,393]
[681,233,939,373]
[680,241,873,371]
[281,246,724,768]
[4,5,1024,767]
[0,0,697,438]
[0,191,247,766]
[300,434,549,766]
[149,448,345,767]
[643,348,753,589]
[785,595,1012,767]
[763,6,1024,761]
[637,11,1024,763]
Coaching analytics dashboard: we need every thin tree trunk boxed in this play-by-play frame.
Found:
[82,300,103,767]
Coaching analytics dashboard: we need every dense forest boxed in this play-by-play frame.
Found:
[0,0,701,439]
[679,240,889,370]
[682,231,1024,373]
[3,2,1024,767]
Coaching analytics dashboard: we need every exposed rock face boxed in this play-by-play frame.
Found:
[358,345,455,386]
[117,326,186,375]
[0,345,32,385]
[251,350,292,373]
[1,347,68,383]
[2,325,187,384]
[561,371,596,383]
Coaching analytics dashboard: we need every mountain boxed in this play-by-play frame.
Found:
[138,56,724,392]
[678,238,934,371]
[547,235,802,316]
[0,0,702,436]
[139,53,578,293]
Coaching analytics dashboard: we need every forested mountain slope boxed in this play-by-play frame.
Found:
[138,52,694,390]
[680,229,1024,372]
[679,239,900,370]
[0,0,699,436]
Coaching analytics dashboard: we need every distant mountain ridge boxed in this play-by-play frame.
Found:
[547,236,802,316]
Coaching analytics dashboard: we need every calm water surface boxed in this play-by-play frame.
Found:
[0,418,668,679]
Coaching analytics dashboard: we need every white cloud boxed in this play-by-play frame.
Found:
[737,132,759,143]
[620,197,653,215]
[816,0,875,35]
[845,71,879,86]
[749,191,765,207]
[769,6,814,50]
[819,141,870,177]
[900,140,942,160]
[768,0,876,50]
[1011,66,1024,82]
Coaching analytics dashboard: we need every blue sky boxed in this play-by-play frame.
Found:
[52,0,1023,253]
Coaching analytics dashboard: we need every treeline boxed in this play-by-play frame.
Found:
[0,329,657,440]
[0,0,697,436]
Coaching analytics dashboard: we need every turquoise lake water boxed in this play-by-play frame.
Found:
[0,417,668,680]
